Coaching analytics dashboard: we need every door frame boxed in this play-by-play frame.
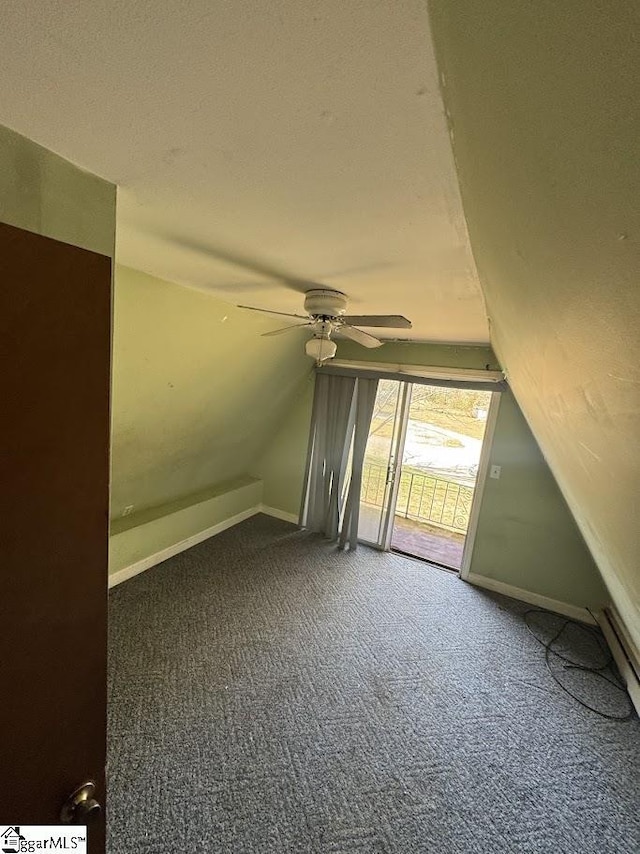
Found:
[359,378,502,575]
[458,391,501,578]
[379,381,411,550]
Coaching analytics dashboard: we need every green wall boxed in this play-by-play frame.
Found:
[111,265,312,519]
[0,124,115,256]
[429,2,639,646]
[471,390,606,607]
[255,372,315,515]
[257,340,607,609]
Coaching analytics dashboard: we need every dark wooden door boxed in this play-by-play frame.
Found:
[0,222,111,852]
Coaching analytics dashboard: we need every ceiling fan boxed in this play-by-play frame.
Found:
[163,234,412,363]
[241,288,412,364]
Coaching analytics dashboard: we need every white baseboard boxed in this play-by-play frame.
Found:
[465,572,597,625]
[108,505,261,589]
[596,609,640,717]
[259,504,299,525]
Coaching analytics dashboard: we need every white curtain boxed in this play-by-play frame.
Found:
[300,372,378,548]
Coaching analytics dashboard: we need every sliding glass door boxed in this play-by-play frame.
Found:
[358,379,408,547]
[359,379,498,571]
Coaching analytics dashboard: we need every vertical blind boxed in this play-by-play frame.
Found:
[300,372,379,549]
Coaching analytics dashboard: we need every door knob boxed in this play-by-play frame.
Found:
[60,781,101,824]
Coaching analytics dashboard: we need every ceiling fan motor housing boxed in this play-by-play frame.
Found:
[304,288,348,319]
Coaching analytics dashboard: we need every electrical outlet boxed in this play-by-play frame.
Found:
[490,465,502,480]
[122,504,134,517]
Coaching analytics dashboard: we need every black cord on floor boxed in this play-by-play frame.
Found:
[523,609,633,722]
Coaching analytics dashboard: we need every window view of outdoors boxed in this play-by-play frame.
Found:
[360,380,492,569]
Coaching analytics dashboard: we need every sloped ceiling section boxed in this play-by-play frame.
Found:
[429,2,640,647]
[111,266,311,517]
[0,0,487,343]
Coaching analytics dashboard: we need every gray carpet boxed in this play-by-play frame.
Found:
[108,514,640,853]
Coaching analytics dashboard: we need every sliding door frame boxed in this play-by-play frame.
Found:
[355,373,502,574]
[357,379,407,549]
[458,391,501,579]
[379,382,411,551]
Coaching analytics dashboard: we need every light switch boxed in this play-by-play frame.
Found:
[490,465,502,479]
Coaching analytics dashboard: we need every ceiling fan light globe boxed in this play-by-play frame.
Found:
[305,336,337,363]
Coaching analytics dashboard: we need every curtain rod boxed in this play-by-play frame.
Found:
[320,359,507,388]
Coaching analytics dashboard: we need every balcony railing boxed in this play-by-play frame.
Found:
[361,462,474,533]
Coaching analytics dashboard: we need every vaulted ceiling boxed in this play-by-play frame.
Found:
[0,0,487,343]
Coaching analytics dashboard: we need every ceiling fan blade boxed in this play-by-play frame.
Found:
[341,315,412,329]
[238,305,309,320]
[335,325,383,349]
[262,323,313,337]
[166,235,319,294]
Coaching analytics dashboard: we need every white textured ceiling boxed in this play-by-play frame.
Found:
[0,0,488,342]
